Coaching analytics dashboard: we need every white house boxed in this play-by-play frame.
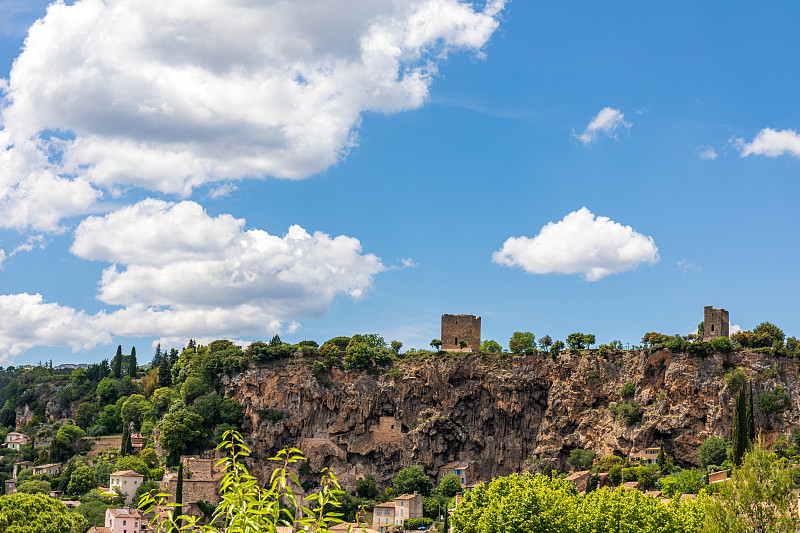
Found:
[109,470,144,505]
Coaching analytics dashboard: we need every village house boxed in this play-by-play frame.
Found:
[32,463,62,477]
[4,432,29,451]
[110,470,144,505]
[629,447,660,465]
[438,460,475,485]
[371,492,423,533]
[88,507,145,533]
[159,456,225,518]
[12,460,32,478]
[565,470,591,492]
[708,470,730,484]
[131,433,145,452]
[4,478,16,495]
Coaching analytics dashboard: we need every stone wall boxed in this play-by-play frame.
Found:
[441,314,481,352]
[88,436,122,458]
[703,306,729,340]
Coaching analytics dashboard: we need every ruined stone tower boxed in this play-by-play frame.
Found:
[703,306,729,341]
[441,314,481,352]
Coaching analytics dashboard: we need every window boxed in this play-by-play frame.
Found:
[711,324,715,332]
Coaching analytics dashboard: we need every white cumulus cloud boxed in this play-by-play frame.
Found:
[573,107,631,145]
[0,293,111,361]
[735,128,800,158]
[0,0,506,230]
[493,207,659,281]
[71,198,386,338]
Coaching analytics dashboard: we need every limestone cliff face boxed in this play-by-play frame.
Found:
[223,350,799,488]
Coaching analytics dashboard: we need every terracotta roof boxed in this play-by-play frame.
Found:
[87,528,112,533]
[330,523,380,533]
[645,490,661,498]
[565,470,590,481]
[33,463,60,469]
[374,502,395,508]
[440,460,473,470]
[621,481,639,490]
[395,493,420,500]
[111,470,144,477]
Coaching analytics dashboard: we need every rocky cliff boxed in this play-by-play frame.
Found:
[223,349,799,489]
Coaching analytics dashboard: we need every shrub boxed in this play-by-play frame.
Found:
[709,336,733,353]
[620,382,635,399]
[567,449,596,471]
[725,368,746,392]
[758,386,791,414]
[612,401,644,426]
[404,517,433,530]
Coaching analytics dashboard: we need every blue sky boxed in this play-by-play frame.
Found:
[0,1,799,365]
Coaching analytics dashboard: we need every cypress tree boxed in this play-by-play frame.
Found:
[746,380,756,446]
[113,345,123,378]
[175,463,183,530]
[152,343,163,369]
[732,384,747,465]
[128,346,137,379]
[158,360,172,388]
[121,423,130,457]
[657,438,667,475]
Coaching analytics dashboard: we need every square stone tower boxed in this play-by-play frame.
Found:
[441,314,481,352]
[703,306,729,341]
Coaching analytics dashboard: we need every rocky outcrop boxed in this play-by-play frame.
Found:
[223,349,799,489]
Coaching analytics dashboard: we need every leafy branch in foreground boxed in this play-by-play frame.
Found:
[140,430,368,533]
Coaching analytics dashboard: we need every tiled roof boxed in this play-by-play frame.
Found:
[111,470,144,477]
[395,493,420,500]
[374,502,395,508]
[108,507,142,518]
[440,460,473,470]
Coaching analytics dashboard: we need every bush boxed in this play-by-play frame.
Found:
[567,449,596,471]
[725,368,746,392]
[612,401,644,426]
[699,436,727,469]
[620,382,635,399]
[709,336,733,353]
[758,386,791,414]
[404,517,433,530]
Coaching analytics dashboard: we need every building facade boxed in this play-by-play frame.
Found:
[441,314,481,352]
[110,470,144,505]
[371,492,423,532]
[703,306,729,341]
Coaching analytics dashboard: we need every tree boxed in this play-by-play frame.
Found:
[567,449,596,471]
[657,439,667,475]
[193,392,222,427]
[731,383,748,465]
[699,436,727,469]
[181,376,207,404]
[152,343,163,369]
[746,381,755,445]
[96,377,118,406]
[393,466,433,497]
[509,332,536,354]
[122,394,152,429]
[550,340,565,356]
[705,439,797,533]
[620,382,635,399]
[175,463,183,530]
[391,341,403,355]
[0,493,87,533]
[121,422,133,457]
[75,402,95,429]
[430,339,442,352]
[113,345,123,378]
[116,455,150,478]
[656,468,704,497]
[437,473,462,498]
[158,359,172,388]
[355,474,378,499]
[67,465,97,495]
[219,398,244,426]
[538,335,553,351]
[128,346,137,378]
[158,409,204,458]
[16,480,51,494]
[480,339,502,353]
[753,322,785,347]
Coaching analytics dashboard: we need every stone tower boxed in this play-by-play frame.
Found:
[441,314,481,352]
[703,306,729,341]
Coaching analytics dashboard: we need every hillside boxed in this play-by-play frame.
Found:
[225,348,798,489]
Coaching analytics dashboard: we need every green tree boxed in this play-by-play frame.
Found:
[699,436,727,469]
[16,480,51,494]
[480,339,502,353]
[120,422,132,457]
[508,332,536,354]
[746,381,755,445]
[175,463,183,530]
[75,401,95,430]
[430,339,442,352]
[75,500,112,529]
[113,345,123,378]
[753,322,785,347]
[659,469,704,497]
[538,335,553,351]
[181,376,207,404]
[128,346,137,378]
[657,439,667,475]
[96,377,118,406]
[69,368,91,399]
[391,341,403,355]
[67,465,97,495]
[158,360,172,388]
[193,392,222,427]
[158,408,204,458]
[550,340,565,356]
[704,439,797,533]
[121,394,153,429]
[116,455,150,478]
[393,466,433,497]
[355,474,378,499]
[219,398,244,426]
[437,473,462,498]
[566,333,587,349]
[0,493,87,533]
[731,384,748,465]
[620,382,635,399]
[567,449,596,471]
